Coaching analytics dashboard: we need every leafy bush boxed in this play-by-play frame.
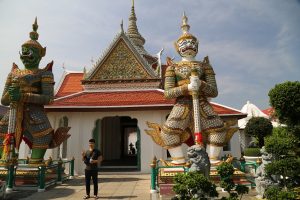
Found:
[243,147,261,157]
[216,162,249,200]
[264,127,300,197]
[265,127,297,159]
[265,81,300,198]
[244,117,273,147]
[268,81,300,126]
[172,171,218,200]
[265,157,300,179]
[265,186,297,200]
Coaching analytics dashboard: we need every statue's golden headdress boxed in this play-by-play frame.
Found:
[174,12,198,53]
[22,17,46,57]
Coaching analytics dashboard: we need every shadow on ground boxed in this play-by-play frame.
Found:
[99,195,138,199]
[4,190,35,200]
[0,179,78,200]
[4,186,75,200]
[99,177,145,183]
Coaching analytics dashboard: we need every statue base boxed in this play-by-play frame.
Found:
[158,167,185,196]
[210,165,254,187]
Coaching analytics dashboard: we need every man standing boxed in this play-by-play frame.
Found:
[82,139,103,199]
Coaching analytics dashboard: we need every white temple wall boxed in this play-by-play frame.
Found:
[47,110,170,175]
[17,111,242,173]
[221,131,241,158]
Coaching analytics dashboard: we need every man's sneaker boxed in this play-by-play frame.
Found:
[83,195,90,199]
[93,195,99,199]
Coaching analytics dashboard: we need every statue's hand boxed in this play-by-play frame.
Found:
[8,86,21,102]
[188,76,201,91]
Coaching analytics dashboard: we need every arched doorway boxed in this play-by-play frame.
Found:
[92,116,140,171]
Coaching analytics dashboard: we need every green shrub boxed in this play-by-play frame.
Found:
[265,186,297,200]
[216,162,249,200]
[243,147,261,157]
[244,117,273,147]
[173,171,218,200]
[265,127,297,159]
[268,81,300,126]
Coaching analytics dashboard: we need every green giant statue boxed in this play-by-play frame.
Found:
[0,18,70,165]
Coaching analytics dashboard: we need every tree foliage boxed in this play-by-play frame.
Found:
[265,127,297,159]
[268,81,300,126]
[265,186,297,200]
[244,117,273,147]
[216,162,249,200]
[264,81,300,199]
[172,171,218,200]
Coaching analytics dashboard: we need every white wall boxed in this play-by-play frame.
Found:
[47,110,169,175]
[17,110,242,173]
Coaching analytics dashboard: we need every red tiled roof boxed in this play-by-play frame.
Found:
[51,90,173,107]
[211,103,242,115]
[52,73,244,116]
[48,90,244,116]
[55,73,84,98]
[262,107,274,117]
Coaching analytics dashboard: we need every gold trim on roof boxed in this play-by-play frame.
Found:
[90,39,153,81]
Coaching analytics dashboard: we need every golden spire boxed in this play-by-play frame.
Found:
[127,0,145,48]
[181,12,190,34]
[22,17,46,57]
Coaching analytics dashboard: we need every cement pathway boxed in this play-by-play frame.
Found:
[3,173,257,200]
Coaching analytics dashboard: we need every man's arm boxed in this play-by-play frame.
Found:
[98,155,103,165]
[91,151,103,164]
[81,150,85,161]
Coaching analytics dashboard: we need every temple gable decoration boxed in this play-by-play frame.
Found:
[85,34,156,82]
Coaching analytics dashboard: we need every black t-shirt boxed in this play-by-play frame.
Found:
[84,149,102,170]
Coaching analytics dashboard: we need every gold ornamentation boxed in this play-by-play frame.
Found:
[32,127,53,138]
[171,156,185,160]
[90,40,152,81]
[15,170,39,176]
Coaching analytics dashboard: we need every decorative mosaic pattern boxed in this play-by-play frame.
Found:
[90,40,152,81]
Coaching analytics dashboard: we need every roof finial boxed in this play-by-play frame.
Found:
[120,19,124,33]
[62,62,66,71]
[181,12,190,34]
[83,67,87,79]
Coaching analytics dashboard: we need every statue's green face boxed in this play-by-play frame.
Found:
[20,46,41,69]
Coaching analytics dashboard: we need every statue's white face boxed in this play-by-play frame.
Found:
[177,38,198,59]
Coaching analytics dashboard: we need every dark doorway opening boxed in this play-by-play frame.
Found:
[93,116,140,171]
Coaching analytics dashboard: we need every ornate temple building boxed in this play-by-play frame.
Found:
[18,3,246,174]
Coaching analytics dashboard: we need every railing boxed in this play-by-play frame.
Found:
[240,160,259,173]
[239,159,260,187]
[150,157,190,193]
[150,156,260,192]
[0,157,75,192]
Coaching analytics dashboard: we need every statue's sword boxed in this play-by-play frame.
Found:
[190,67,203,146]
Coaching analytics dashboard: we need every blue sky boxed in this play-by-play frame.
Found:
[0,0,299,110]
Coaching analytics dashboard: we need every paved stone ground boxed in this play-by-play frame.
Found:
[3,173,258,200]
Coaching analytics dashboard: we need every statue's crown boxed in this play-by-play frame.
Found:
[22,17,46,57]
[174,13,198,51]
